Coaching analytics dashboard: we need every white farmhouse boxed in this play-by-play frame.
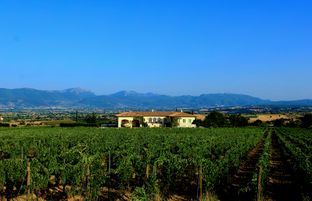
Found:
[116,111,196,128]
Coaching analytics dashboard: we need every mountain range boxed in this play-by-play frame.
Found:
[0,88,312,109]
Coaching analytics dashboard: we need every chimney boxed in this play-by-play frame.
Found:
[152,109,154,112]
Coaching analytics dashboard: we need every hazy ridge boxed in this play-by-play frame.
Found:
[0,88,311,109]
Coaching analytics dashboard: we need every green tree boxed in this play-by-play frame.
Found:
[171,118,179,127]
[285,119,300,128]
[229,114,249,127]
[301,113,312,128]
[132,117,145,127]
[251,119,264,127]
[203,111,227,127]
[85,113,97,124]
[193,119,203,127]
[164,117,179,127]
[272,118,285,127]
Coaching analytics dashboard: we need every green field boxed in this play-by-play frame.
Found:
[0,127,311,201]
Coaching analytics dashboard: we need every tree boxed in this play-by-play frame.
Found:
[165,117,179,127]
[202,111,227,127]
[171,118,179,127]
[301,113,312,128]
[251,119,263,127]
[229,114,249,127]
[193,119,204,127]
[272,118,285,127]
[85,113,97,124]
[132,117,147,127]
[285,119,300,128]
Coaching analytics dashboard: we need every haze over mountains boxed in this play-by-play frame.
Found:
[0,88,312,109]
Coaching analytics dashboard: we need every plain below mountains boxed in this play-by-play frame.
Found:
[0,88,311,109]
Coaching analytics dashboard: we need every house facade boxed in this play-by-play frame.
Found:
[116,111,196,128]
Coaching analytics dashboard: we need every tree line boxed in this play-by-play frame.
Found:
[193,111,312,128]
[193,111,249,128]
[270,113,312,128]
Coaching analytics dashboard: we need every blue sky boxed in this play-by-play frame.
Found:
[0,0,311,100]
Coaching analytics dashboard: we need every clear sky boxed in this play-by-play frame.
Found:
[0,0,311,100]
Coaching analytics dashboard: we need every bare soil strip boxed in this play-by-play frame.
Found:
[265,132,300,201]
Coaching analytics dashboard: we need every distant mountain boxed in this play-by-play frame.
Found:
[272,99,312,107]
[0,88,311,109]
[111,90,158,97]
[60,88,96,99]
[0,88,95,108]
[81,92,312,109]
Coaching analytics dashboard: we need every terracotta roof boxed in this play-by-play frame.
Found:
[168,112,195,117]
[194,114,206,121]
[116,111,195,118]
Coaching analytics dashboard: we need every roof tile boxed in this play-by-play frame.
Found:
[116,111,195,117]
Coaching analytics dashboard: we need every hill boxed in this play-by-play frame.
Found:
[0,88,311,109]
[0,88,95,108]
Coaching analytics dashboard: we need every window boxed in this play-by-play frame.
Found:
[153,118,157,123]
[149,118,152,123]
[158,118,162,123]
[188,119,192,123]
[183,119,186,123]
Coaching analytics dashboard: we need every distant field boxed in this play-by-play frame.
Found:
[248,114,293,122]
[0,127,311,200]
[196,113,296,123]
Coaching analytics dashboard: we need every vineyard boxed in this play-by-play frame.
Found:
[0,127,311,201]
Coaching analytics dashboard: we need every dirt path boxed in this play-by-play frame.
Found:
[221,135,266,201]
[265,132,300,201]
